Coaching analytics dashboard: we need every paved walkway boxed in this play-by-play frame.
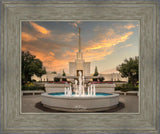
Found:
[22,95,138,113]
[118,95,139,113]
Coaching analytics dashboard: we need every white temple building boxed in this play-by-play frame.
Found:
[69,28,90,76]
[100,73,128,82]
[31,28,128,82]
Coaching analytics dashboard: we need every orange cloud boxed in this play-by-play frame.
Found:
[49,52,55,56]
[79,30,133,63]
[116,24,139,30]
[84,49,114,62]
[25,49,77,73]
[22,32,37,42]
[76,21,81,24]
[62,50,76,58]
[69,21,81,28]
[29,22,50,35]
[72,23,78,28]
[21,45,28,51]
[69,22,78,28]
[22,23,136,73]
[124,24,136,29]
[120,44,133,48]
[64,33,77,42]
[53,32,77,42]
[26,50,68,72]
[85,31,133,51]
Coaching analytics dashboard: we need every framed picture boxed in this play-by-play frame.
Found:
[1,0,159,133]
[21,20,139,114]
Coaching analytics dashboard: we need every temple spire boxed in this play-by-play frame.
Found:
[76,27,83,60]
[79,28,81,53]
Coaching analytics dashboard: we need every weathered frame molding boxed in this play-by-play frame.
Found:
[1,0,159,133]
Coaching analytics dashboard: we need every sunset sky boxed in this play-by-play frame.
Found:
[22,21,139,74]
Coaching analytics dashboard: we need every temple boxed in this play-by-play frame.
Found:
[31,28,128,82]
[69,28,90,76]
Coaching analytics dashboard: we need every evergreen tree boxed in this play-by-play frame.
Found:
[62,70,67,81]
[93,66,99,76]
[93,66,99,81]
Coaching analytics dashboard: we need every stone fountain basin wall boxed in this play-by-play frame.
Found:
[45,84,69,93]
[45,83,116,94]
[41,93,119,112]
[95,83,116,93]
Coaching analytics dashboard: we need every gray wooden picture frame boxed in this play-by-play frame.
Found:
[1,0,159,133]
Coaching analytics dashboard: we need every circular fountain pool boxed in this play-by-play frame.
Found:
[41,71,119,112]
[41,92,119,112]
[48,92,112,96]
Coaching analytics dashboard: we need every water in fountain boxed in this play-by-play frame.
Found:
[64,71,96,96]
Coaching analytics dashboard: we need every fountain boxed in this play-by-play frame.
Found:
[64,71,96,97]
[41,71,119,112]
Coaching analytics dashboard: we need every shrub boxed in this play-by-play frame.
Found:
[99,77,104,82]
[22,83,45,91]
[54,77,60,82]
[62,78,67,81]
[31,79,36,82]
[115,86,122,91]
[115,83,138,92]
[92,78,98,81]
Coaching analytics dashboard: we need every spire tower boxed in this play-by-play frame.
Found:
[79,28,81,53]
[69,27,91,76]
[77,28,83,59]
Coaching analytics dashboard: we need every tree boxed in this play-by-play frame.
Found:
[93,66,99,81]
[99,77,104,82]
[51,71,57,74]
[62,70,67,81]
[54,77,60,82]
[22,51,46,84]
[116,56,139,86]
